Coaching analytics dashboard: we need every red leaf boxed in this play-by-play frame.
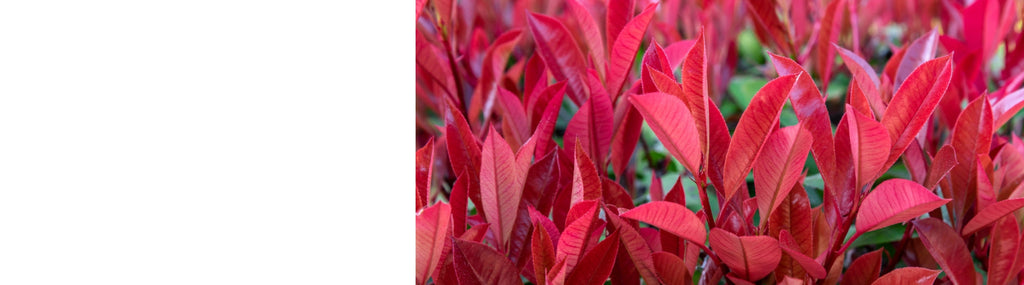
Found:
[723,74,800,201]
[652,251,691,285]
[855,179,950,234]
[754,125,812,227]
[881,55,953,170]
[961,198,1024,235]
[571,142,603,206]
[565,72,614,168]
[816,0,845,91]
[923,145,957,190]
[609,100,644,177]
[565,0,606,81]
[522,150,561,214]
[678,31,709,158]
[451,172,469,237]
[840,249,882,285]
[709,228,782,281]
[628,92,702,176]
[835,44,885,117]
[555,201,599,276]
[836,105,891,189]
[621,201,706,245]
[778,230,827,279]
[606,208,661,285]
[416,203,452,285]
[770,184,814,280]
[531,216,557,285]
[565,230,620,285]
[870,267,940,285]
[992,89,1024,130]
[451,238,523,285]
[744,0,794,56]
[949,95,994,220]
[497,88,532,149]
[987,216,1023,285]
[469,30,524,128]
[526,82,564,130]
[663,40,696,71]
[480,127,526,247]
[602,177,635,210]
[913,218,977,285]
[606,3,657,99]
[532,87,565,159]
[605,0,635,59]
[416,138,435,211]
[527,12,590,105]
[893,31,938,91]
[649,170,664,202]
[768,53,837,192]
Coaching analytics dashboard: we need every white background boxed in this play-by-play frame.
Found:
[0,1,409,283]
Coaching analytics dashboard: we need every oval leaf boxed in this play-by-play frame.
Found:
[709,228,782,281]
[961,198,1024,235]
[913,218,977,285]
[855,179,950,234]
[621,201,707,245]
[870,267,940,285]
[452,238,523,285]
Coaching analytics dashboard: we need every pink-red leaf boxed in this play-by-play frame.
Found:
[571,142,603,207]
[605,0,635,61]
[416,138,435,211]
[451,238,523,285]
[992,89,1024,130]
[628,92,702,176]
[621,201,706,245]
[744,0,794,56]
[837,105,891,189]
[923,145,957,190]
[709,228,782,281]
[565,0,606,81]
[723,74,800,201]
[778,230,827,279]
[893,31,938,91]
[416,203,452,285]
[555,201,599,275]
[527,12,590,105]
[855,179,950,234]
[816,0,845,91]
[565,230,620,285]
[606,3,657,99]
[987,216,1023,285]
[532,215,558,285]
[755,125,812,227]
[480,127,526,247]
[607,207,661,285]
[565,72,614,168]
[913,218,977,285]
[768,54,837,192]
[870,267,940,285]
[881,55,953,170]
[652,251,691,285]
[840,249,882,285]
[835,44,885,117]
[961,198,1024,235]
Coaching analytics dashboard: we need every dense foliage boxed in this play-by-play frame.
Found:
[415,0,1024,284]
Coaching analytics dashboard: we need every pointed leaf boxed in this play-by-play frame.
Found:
[870,267,940,285]
[565,230,620,285]
[768,54,837,192]
[628,92,702,176]
[571,142,603,206]
[961,198,1024,235]
[987,216,1023,285]
[992,89,1024,129]
[527,12,590,105]
[565,0,606,81]
[531,216,557,285]
[451,238,523,285]
[565,71,614,167]
[709,228,782,281]
[855,179,950,233]
[838,105,891,188]
[755,125,812,227]
[416,138,435,210]
[621,201,706,245]
[417,203,452,285]
[923,145,957,190]
[770,184,814,280]
[607,3,657,99]
[606,208,661,285]
[836,44,885,117]
[816,0,845,91]
[450,172,469,237]
[723,74,800,201]
[778,230,827,279]
[533,87,565,158]
[481,127,526,247]
[652,251,691,285]
[912,218,976,285]
[605,0,634,54]
[881,55,953,170]
[893,31,938,91]
[556,201,599,275]
[840,249,882,285]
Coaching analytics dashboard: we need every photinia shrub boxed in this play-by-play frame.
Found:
[416,0,1024,284]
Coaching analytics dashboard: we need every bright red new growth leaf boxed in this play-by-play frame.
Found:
[855,179,950,234]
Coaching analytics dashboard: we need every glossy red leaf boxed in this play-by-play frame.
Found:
[768,54,837,187]
[621,201,706,245]
[556,201,599,276]
[893,30,938,91]
[565,0,606,81]
[744,0,794,56]
[723,74,799,201]
[531,216,558,285]
[779,276,804,285]
[663,40,695,71]
[609,100,643,177]
[678,30,710,159]
[522,150,561,215]
[855,179,950,234]
[496,88,531,149]
[526,12,590,105]
[602,177,635,210]
[840,249,882,285]
[445,100,484,218]
[565,230,620,285]
[605,0,634,62]
[416,138,435,211]
[451,238,523,285]
[923,145,957,190]
[870,267,940,285]
[526,82,565,129]
[416,203,452,285]
[472,29,523,125]
[533,88,565,159]
[913,218,977,285]
[837,105,891,189]
[480,127,527,247]
[987,216,1023,285]
[754,125,812,227]
[606,209,661,285]
[816,0,844,91]
[607,3,657,99]
[961,198,1024,235]
[778,230,827,279]
[450,172,469,237]
[649,170,664,202]
[835,44,885,117]
[565,72,614,168]
[709,228,782,281]
[880,55,953,170]
[770,184,814,280]
[628,92,702,176]
[949,96,994,219]
[652,251,691,285]
[571,142,603,207]
[992,89,1024,130]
